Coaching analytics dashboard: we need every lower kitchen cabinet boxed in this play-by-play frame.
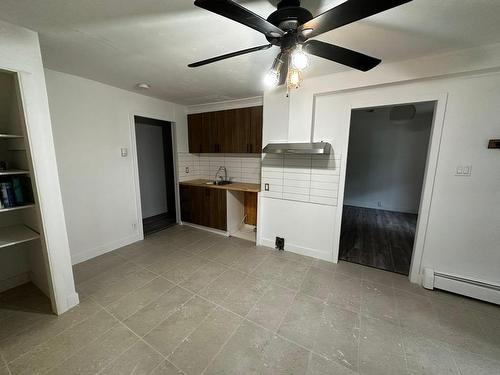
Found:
[180,185,227,231]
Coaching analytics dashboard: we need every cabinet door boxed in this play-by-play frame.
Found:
[201,112,216,153]
[208,188,227,230]
[180,185,203,225]
[234,107,252,153]
[180,185,193,223]
[249,106,263,153]
[180,186,227,230]
[219,109,236,153]
[187,114,202,153]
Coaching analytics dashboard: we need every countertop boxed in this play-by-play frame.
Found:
[179,179,260,193]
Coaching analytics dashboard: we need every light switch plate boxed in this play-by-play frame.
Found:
[264,183,269,191]
[455,165,472,176]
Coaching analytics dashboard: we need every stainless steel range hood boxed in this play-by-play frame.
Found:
[262,142,332,155]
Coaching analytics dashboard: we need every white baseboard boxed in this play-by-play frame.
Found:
[0,272,31,293]
[260,238,333,262]
[181,222,229,237]
[71,233,142,265]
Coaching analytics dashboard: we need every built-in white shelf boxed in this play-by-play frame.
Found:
[0,134,23,139]
[0,224,39,249]
[0,204,35,213]
[0,169,30,176]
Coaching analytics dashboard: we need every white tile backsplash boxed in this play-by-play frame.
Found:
[177,151,340,206]
[177,152,261,184]
[261,153,341,206]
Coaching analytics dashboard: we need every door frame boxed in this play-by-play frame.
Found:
[326,90,448,283]
[129,113,180,240]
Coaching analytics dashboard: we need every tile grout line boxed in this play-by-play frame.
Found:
[0,352,12,375]
[273,260,313,335]
[40,311,122,375]
[171,276,339,368]
[92,297,184,375]
[164,304,218,360]
[4,304,105,367]
[76,257,159,296]
[148,358,184,375]
[105,278,178,323]
[199,312,243,375]
[394,296,411,375]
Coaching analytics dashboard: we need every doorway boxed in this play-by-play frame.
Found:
[340,102,435,275]
[134,116,176,235]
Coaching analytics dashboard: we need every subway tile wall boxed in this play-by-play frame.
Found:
[261,153,341,206]
[177,152,261,183]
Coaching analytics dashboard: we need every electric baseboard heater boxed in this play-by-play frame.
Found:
[423,268,500,305]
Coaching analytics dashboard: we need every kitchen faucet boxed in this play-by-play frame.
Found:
[214,166,227,183]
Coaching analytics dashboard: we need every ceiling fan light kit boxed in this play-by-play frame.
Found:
[189,0,413,90]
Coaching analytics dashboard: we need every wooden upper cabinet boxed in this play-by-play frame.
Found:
[234,107,251,153]
[249,106,263,153]
[187,106,263,154]
[187,113,202,153]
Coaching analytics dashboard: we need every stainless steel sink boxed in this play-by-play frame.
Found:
[205,180,232,186]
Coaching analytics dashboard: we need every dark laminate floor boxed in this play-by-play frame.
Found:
[143,212,176,236]
[339,205,417,275]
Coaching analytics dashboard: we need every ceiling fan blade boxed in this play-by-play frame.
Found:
[194,0,284,38]
[278,53,289,85]
[299,0,412,39]
[303,40,380,71]
[188,44,272,67]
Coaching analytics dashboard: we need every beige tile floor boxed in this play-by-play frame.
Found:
[1,224,499,374]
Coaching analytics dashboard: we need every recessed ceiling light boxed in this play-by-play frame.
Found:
[136,83,151,90]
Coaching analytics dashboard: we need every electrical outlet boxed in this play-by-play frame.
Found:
[377,201,382,207]
[185,167,189,174]
[275,237,285,251]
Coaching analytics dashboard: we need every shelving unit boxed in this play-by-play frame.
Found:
[0,69,47,296]
[0,225,39,249]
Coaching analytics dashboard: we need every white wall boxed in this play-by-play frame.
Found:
[135,123,168,218]
[260,42,500,291]
[0,20,77,314]
[45,69,188,264]
[344,106,433,213]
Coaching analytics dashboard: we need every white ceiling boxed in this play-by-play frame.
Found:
[1,0,500,105]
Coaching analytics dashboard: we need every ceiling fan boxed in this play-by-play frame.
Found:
[188,0,412,88]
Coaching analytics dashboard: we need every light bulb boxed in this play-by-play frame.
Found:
[291,46,309,70]
[263,69,279,87]
[289,70,301,86]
